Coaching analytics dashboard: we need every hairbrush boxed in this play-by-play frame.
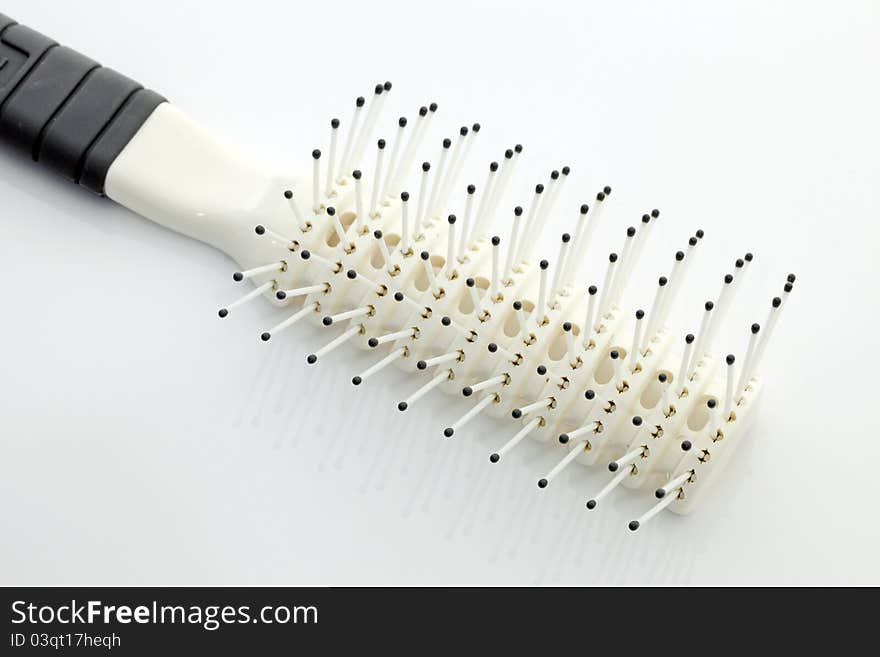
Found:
[0,12,794,531]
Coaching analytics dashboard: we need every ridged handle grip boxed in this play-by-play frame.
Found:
[0,13,165,194]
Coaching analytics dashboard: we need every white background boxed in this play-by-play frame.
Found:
[1,0,878,585]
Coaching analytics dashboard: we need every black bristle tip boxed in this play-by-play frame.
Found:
[562,233,571,243]
[609,253,618,263]
[685,333,695,344]
[676,251,685,261]
[726,354,736,365]
[462,386,473,397]
[707,398,717,409]
[537,479,548,489]
[628,520,640,531]
[514,206,523,216]
[255,225,266,235]
[745,252,754,262]
[352,376,362,386]
[443,138,452,149]
[398,401,408,412]
[651,209,660,219]
[444,428,454,438]
[655,489,666,499]
[705,301,714,311]
[563,322,572,332]
[490,162,499,172]
[459,126,468,136]
[608,462,619,472]
[681,440,692,451]
[331,118,340,129]
[352,169,362,180]
[636,309,645,320]
[772,296,782,308]
[491,236,501,246]
[448,214,456,224]
[696,229,705,239]
[627,226,636,237]
[689,237,698,246]
[466,278,475,287]
[300,249,311,260]
[658,372,668,382]
[306,354,317,365]
[368,338,379,348]
[374,83,383,94]
[559,434,569,444]
[346,269,357,279]
[472,123,481,132]
[632,416,643,426]
[513,301,522,311]
[487,343,498,353]
[550,169,559,179]
[588,285,598,295]
[751,323,761,334]
[515,144,523,153]
[420,251,430,260]
[603,186,612,195]
[580,204,589,214]
[784,282,793,293]
[233,272,244,282]
[377,139,386,149]
[586,499,597,510]
[218,308,228,318]
[735,258,744,268]
[383,81,392,91]
[429,102,438,112]
[511,409,522,419]
[394,292,404,302]
[422,162,431,172]
[260,332,271,342]
[562,165,570,175]
[659,276,668,286]
[283,189,293,199]
[312,149,321,159]
[536,365,547,375]
[585,389,595,400]
[417,360,427,370]
[467,184,476,194]
[788,272,798,284]
[596,192,606,201]
[609,350,619,359]
[540,259,549,270]
[441,316,451,326]
[724,274,734,284]
[275,290,286,300]
[374,230,383,239]
[356,96,366,107]
[326,206,336,216]
[489,453,500,463]
[322,316,333,326]
[398,117,407,127]
[401,191,409,201]
[505,149,514,159]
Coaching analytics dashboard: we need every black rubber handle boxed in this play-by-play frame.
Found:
[0,13,165,195]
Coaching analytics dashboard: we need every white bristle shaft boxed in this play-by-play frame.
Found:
[565,329,577,365]
[354,175,365,233]
[678,339,695,394]
[629,315,644,370]
[583,289,598,345]
[612,448,643,472]
[338,100,364,181]
[324,123,338,197]
[369,144,386,217]
[312,155,321,212]
[688,305,714,377]
[458,188,475,259]
[658,471,692,498]
[446,220,456,278]
[737,327,761,394]
[422,350,460,369]
[374,327,415,346]
[543,442,583,485]
[279,283,327,298]
[745,302,783,387]
[562,207,592,285]
[536,266,548,326]
[223,280,275,312]
[518,397,552,418]
[437,132,466,209]
[421,256,441,297]
[609,231,635,305]
[642,283,668,351]
[495,417,540,459]
[490,240,500,300]
[515,305,528,336]
[655,256,685,333]
[469,374,507,394]
[266,301,317,337]
[357,346,406,383]
[550,236,571,299]
[588,466,631,507]
[375,235,392,270]
[285,195,309,231]
[350,90,386,172]
[467,283,483,315]
[329,305,372,324]
[503,211,523,282]
[596,257,618,324]
[400,196,411,253]
[566,421,598,442]
[426,143,450,220]
[724,359,736,418]
[403,369,451,407]
[331,213,348,246]
[416,167,431,230]
[390,109,429,193]
[516,190,544,263]
[485,157,515,225]
[449,393,496,433]
[632,485,680,528]
[237,261,284,280]
[314,324,361,360]
[471,166,498,242]
[660,377,671,411]
[381,124,406,200]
